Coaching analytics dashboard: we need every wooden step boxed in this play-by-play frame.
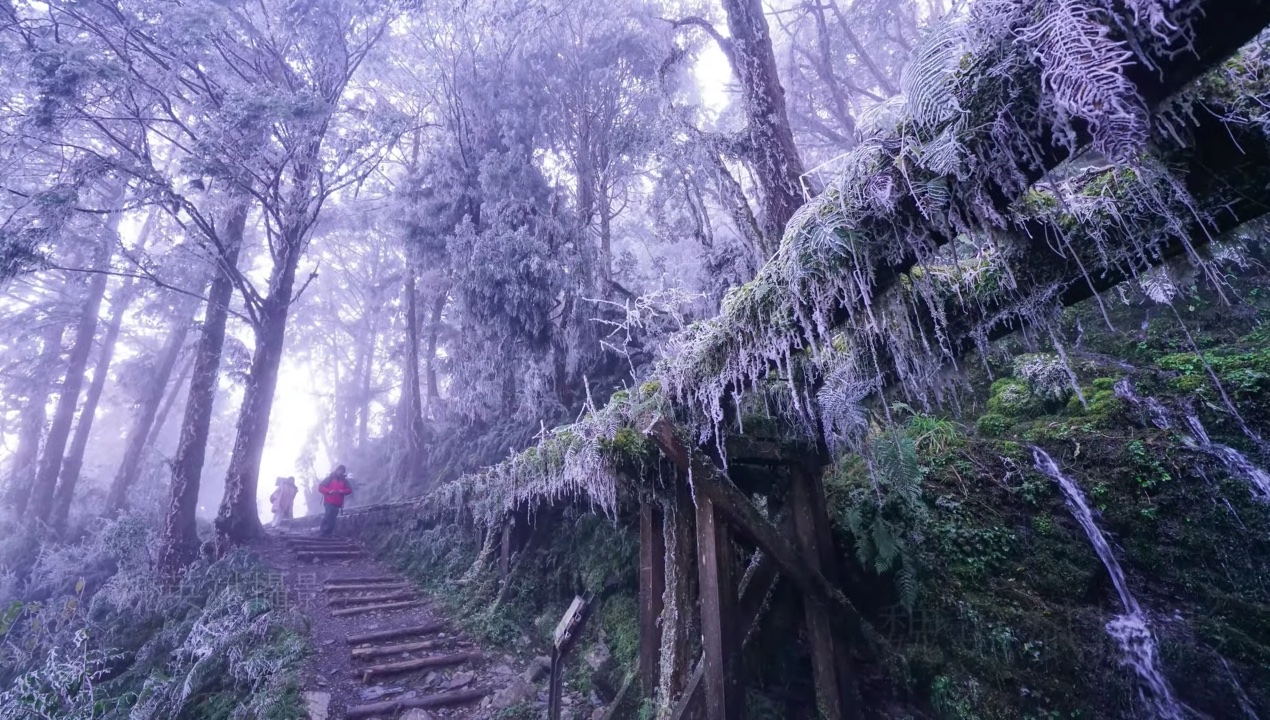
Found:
[328,591,416,607]
[346,622,445,644]
[327,575,399,584]
[354,651,478,683]
[331,600,424,617]
[296,550,367,560]
[350,638,449,660]
[344,686,491,718]
[325,582,411,593]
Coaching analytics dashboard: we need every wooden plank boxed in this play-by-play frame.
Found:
[344,687,490,718]
[791,467,859,720]
[296,550,366,560]
[346,622,445,644]
[330,599,424,617]
[328,590,416,607]
[350,638,448,659]
[639,497,666,696]
[324,583,411,593]
[670,531,783,720]
[499,515,512,580]
[657,480,698,716]
[695,496,741,720]
[325,575,397,584]
[646,419,862,629]
[355,651,478,682]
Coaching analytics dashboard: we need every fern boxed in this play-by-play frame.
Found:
[832,428,929,612]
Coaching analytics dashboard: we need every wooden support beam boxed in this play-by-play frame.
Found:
[351,638,448,659]
[670,513,787,720]
[499,515,513,580]
[344,687,490,719]
[346,622,445,644]
[325,583,411,593]
[355,651,477,682]
[326,575,397,584]
[657,482,699,718]
[296,550,366,560]
[328,590,416,607]
[639,497,666,697]
[695,495,741,720]
[331,599,424,617]
[791,467,860,720]
[646,419,862,630]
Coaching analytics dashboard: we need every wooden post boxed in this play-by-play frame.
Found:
[499,514,513,580]
[657,482,698,718]
[695,496,741,720]
[670,513,792,720]
[639,497,666,696]
[791,467,860,720]
[645,418,862,629]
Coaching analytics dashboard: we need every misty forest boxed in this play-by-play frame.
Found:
[0,0,1268,717]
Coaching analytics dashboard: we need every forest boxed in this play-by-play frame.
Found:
[0,0,1267,718]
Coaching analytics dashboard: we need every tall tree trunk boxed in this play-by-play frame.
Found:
[7,323,63,514]
[214,230,306,545]
[157,205,247,576]
[331,349,352,462]
[29,246,112,524]
[104,311,194,517]
[391,268,425,491]
[356,322,377,450]
[423,289,447,411]
[51,279,137,529]
[721,0,808,251]
[147,346,195,451]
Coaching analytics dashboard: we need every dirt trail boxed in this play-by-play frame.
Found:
[256,530,561,720]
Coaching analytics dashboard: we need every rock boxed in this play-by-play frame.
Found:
[591,708,607,720]
[582,643,619,703]
[491,678,537,710]
[583,643,612,673]
[491,663,514,677]
[358,685,402,701]
[523,655,552,683]
[401,710,434,720]
[446,671,475,689]
[301,691,330,720]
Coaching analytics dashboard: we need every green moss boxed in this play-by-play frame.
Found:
[597,595,640,669]
[1158,347,1270,398]
[598,426,649,466]
[976,413,1010,437]
[987,378,1038,417]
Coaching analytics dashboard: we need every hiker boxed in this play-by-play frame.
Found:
[318,465,353,537]
[269,476,297,527]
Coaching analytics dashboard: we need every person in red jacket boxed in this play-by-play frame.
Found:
[318,465,353,537]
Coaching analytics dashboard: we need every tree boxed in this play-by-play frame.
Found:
[157,203,247,574]
[28,223,114,524]
[5,322,63,514]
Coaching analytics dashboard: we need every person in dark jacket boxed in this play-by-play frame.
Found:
[318,465,353,537]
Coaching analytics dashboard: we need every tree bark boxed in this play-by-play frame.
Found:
[146,347,195,452]
[157,205,247,576]
[214,228,305,544]
[104,310,194,516]
[391,268,425,491]
[7,323,64,514]
[423,288,447,411]
[720,0,808,251]
[29,244,112,524]
[50,278,138,529]
[356,320,377,451]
